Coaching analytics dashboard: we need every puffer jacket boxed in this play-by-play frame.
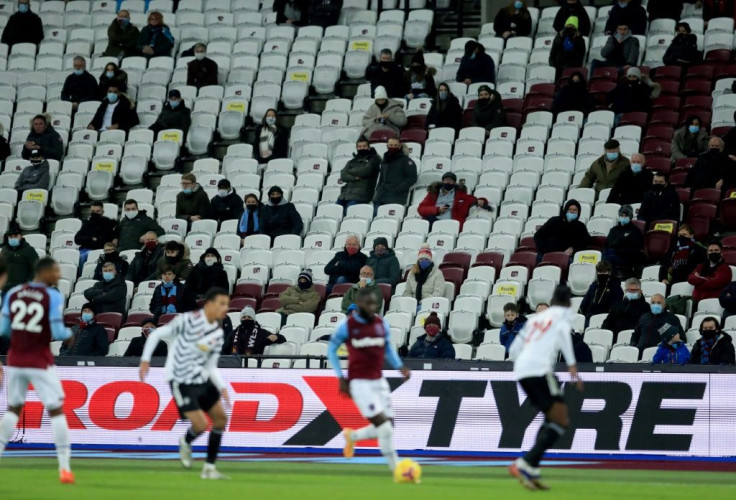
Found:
[361,100,407,139]
[277,285,321,315]
[176,184,211,221]
[117,210,165,251]
[579,154,631,193]
[209,188,244,223]
[417,182,485,230]
[154,242,193,280]
[549,29,587,73]
[325,249,367,285]
[408,334,456,359]
[103,19,140,58]
[403,264,446,301]
[125,244,165,284]
[373,148,418,206]
[149,101,192,135]
[61,322,109,356]
[1,239,39,292]
[663,33,702,66]
[185,248,230,298]
[136,24,174,57]
[339,148,381,203]
[260,198,304,240]
[83,275,127,314]
[14,160,50,192]
[366,249,401,288]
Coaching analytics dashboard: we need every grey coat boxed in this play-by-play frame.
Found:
[361,100,407,138]
[339,148,381,203]
[14,160,49,192]
[600,35,640,67]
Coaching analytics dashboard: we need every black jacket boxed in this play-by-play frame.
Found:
[0,9,43,46]
[663,33,701,66]
[373,149,419,206]
[368,63,406,99]
[185,249,230,299]
[637,185,681,227]
[124,334,168,357]
[553,2,591,35]
[471,90,507,131]
[604,0,648,35]
[210,189,244,223]
[456,45,496,84]
[126,244,165,284]
[602,296,651,335]
[572,332,593,363]
[552,81,594,115]
[605,222,645,265]
[149,102,192,135]
[222,320,285,355]
[103,19,140,58]
[90,94,140,132]
[685,150,729,191]
[1,239,39,292]
[307,0,343,28]
[659,239,706,284]
[549,30,587,74]
[408,334,456,359]
[274,0,309,25]
[61,71,99,104]
[187,57,219,89]
[339,148,381,203]
[493,8,532,37]
[580,277,624,321]
[325,249,368,285]
[61,322,109,356]
[690,332,735,365]
[607,168,653,205]
[721,282,736,318]
[137,24,174,57]
[426,93,463,132]
[534,200,591,255]
[250,124,290,164]
[98,70,128,97]
[74,214,118,250]
[83,275,127,314]
[0,135,9,163]
[260,199,303,240]
[93,253,129,281]
[149,280,196,323]
[631,311,684,351]
[647,0,684,20]
[22,124,64,161]
[117,210,165,251]
[608,79,654,114]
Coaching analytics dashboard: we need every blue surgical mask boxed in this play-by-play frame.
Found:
[625,291,639,301]
[618,1,627,7]
[103,271,115,282]
[118,17,129,26]
[364,278,373,285]
[619,216,630,225]
[439,91,448,100]
[107,93,118,103]
[631,163,642,173]
[169,99,179,108]
[182,188,192,194]
[81,313,94,323]
[8,237,19,247]
[514,0,523,9]
[73,69,84,76]
[105,71,115,79]
[566,212,578,222]
[18,3,28,13]
[606,152,619,161]
[266,116,276,126]
[650,303,663,315]
[688,125,700,134]
[418,259,432,270]
[470,52,476,60]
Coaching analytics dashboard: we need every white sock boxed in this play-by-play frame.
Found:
[351,424,378,442]
[0,411,19,458]
[375,421,398,471]
[51,414,71,472]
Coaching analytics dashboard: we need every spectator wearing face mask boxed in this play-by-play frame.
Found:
[261,186,303,240]
[553,0,591,35]
[579,139,631,193]
[210,179,244,223]
[103,9,140,58]
[659,224,706,286]
[223,306,285,356]
[579,260,624,325]
[672,116,709,162]
[149,266,196,323]
[361,86,407,140]
[533,199,591,259]
[426,83,463,132]
[403,50,436,101]
[84,261,127,314]
[551,72,595,115]
[631,293,684,352]
[602,205,645,274]
[690,317,735,365]
[456,40,496,86]
[593,23,639,72]
[366,237,401,289]
[637,172,681,229]
[176,173,211,225]
[325,234,367,291]
[368,49,405,99]
[607,67,661,119]
[185,248,230,300]
[663,22,702,67]
[88,85,139,132]
[60,303,109,356]
[124,318,167,357]
[277,269,321,322]
[14,149,49,193]
[500,302,527,354]
[0,0,43,48]
[93,242,129,281]
[126,231,164,285]
[337,138,381,213]
[471,85,507,136]
[688,240,732,303]
[341,266,384,314]
[75,201,118,265]
[686,136,733,191]
[549,16,587,78]
[602,278,650,338]
[237,193,262,239]
[149,89,191,135]
[651,322,690,364]
[607,153,653,205]
[61,57,99,111]
[604,0,647,35]
[155,241,192,281]
[372,138,418,209]
[252,108,289,164]
[494,0,532,39]
[408,312,455,359]
[1,224,38,293]
[117,199,165,252]
[403,245,446,302]
[417,172,492,230]
[98,62,128,98]
[187,43,219,89]
[137,11,174,58]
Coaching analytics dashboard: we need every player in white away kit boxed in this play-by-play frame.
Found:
[139,288,231,480]
[0,258,75,484]
[508,285,583,491]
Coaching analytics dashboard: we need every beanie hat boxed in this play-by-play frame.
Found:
[565,16,579,30]
[7,223,21,236]
[478,84,492,95]
[298,268,313,285]
[424,312,442,329]
[374,85,388,100]
[268,185,283,196]
[441,172,457,182]
[373,236,389,248]
[658,322,678,343]
[619,204,634,218]
[82,302,96,314]
[418,243,432,261]
[604,139,620,150]
[627,67,642,79]
[241,306,256,319]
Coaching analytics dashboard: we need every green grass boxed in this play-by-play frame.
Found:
[0,458,735,499]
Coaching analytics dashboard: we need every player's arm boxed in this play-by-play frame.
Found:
[139,317,178,381]
[49,289,72,341]
[508,325,526,360]
[205,344,230,407]
[383,319,409,380]
[559,321,583,391]
[327,322,350,396]
[0,289,12,337]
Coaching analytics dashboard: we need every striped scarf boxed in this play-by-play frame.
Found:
[699,336,716,364]
[161,284,177,314]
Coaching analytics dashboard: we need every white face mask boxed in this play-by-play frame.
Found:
[124,210,138,219]
[217,189,229,197]
[194,52,206,60]
[204,257,217,267]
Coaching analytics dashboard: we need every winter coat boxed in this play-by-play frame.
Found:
[671,126,709,161]
[237,206,263,238]
[631,311,683,351]
[602,296,651,335]
[417,182,481,230]
[75,214,118,250]
[89,94,140,132]
[117,210,165,251]
[61,71,99,104]
[720,282,736,319]
[553,2,591,35]
[552,81,594,115]
[408,334,456,359]
[222,321,285,355]
[690,332,735,365]
[373,149,418,206]
[368,63,406,99]
[686,150,731,191]
[500,316,527,353]
[604,0,648,35]
[604,222,645,265]
[366,249,401,288]
[126,244,165,284]
[652,341,690,364]
[103,19,140,58]
[426,93,463,131]
[0,135,9,163]
[647,0,684,21]
[341,283,384,314]
[549,30,587,74]
[580,277,624,321]
[361,100,407,139]
[493,7,532,37]
[0,9,43,47]
[61,322,109,356]
[325,250,367,285]
[83,275,127,314]
[210,189,244,223]
[274,0,309,25]
[663,33,701,66]
[154,244,193,280]
[185,252,230,299]
[251,124,289,163]
[534,200,591,255]
[339,148,381,203]
[98,69,128,98]
[403,264,446,301]
[607,168,653,205]
[307,0,343,28]
[579,154,631,193]
[149,280,196,323]
[571,332,593,363]
[14,160,49,192]
[93,254,129,282]
[1,240,39,292]
[176,184,211,221]
[637,185,682,227]
[688,261,733,302]
[137,24,174,57]
[260,199,304,240]
[187,57,219,89]
[22,124,64,161]
[471,90,507,131]
[608,77,661,114]
[149,102,192,135]
[402,68,437,99]
[124,333,167,357]
[456,46,496,85]
[659,238,706,284]
[600,35,640,67]
[702,0,736,22]
[277,285,321,315]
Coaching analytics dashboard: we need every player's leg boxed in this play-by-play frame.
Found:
[370,379,399,471]
[0,405,22,460]
[523,401,569,469]
[180,409,208,469]
[0,367,28,460]
[32,367,73,482]
[200,384,228,480]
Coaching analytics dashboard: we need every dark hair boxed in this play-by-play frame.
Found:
[32,114,47,124]
[604,139,620,150]
[164,241,181,252]
[676,22,691,33]
[355,287,376,301]
[550,285,572,307]
[685,115,701,127]
[596,260,613,273]
[205,287,230,302]
[35,257,57,274]
[707,239,723,249]
[653,171,669,182]
[700,316,720,330]
[90,201,104,208]
[161,264,176,275]
[261,108,277,126]
[616,23,629,29]
[356,137,369,146]
[503,302,518,313]
[380,48,393,57]
[123,199,138,207]
[217,179,231,189]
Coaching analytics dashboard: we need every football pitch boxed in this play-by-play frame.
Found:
[1,455,735,500]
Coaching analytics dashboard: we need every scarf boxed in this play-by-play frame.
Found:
[671,241,693,272]
[699,336,717,364]
[414,265,432,302]
[562,36,575,52]
[232,323,258,354]
[238,209,259,235]
[161,284,177,314]
[259,126,275,154]
[148,25,173,47]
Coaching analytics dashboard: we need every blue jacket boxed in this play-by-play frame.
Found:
[408,334,456,359]
[500,316,527,353]
[652,341,690,365]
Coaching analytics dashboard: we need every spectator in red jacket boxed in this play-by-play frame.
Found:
[417,172,492,230]
[688,239,733,302]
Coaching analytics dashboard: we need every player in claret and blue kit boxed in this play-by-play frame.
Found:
[0,258,75,484]
[328,287,410,474]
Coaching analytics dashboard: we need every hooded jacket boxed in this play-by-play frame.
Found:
[604,221,645,264]
[493,6,532,37]
[325,248,368,285]
[185,248,230,298]
[579,153,631,193]
[61,321,109,356]
[75,213,118,250]
[652,341,690,364]
[456,42,495,84]
[663,33,702,66]
[631,310,683,351]
[549,29,587,73]
[426,92,463,131]
[0,7,43,47]
[341,282,384,314]
[93,252,129,281]
[607,167,653,205]
[137,23,174,57]
[260,198,303,240]
[278,284,321,315]
[22,123,64,161]
[403,263,446,301]
[602,295,651,335]
[149,278,196,323]
[580,276,624,321]
[118,210,165,251]
[210,188,244,223]
[659,237,706,284]
[690,331,735,365]
[61,71,99,105]
[604,0,648,35]
[417,182,482,230]
[607,76,661,114]
[14,159,49,192]
[176,184,211,221]
[187,57,219,89]
[89,93,140,132]
[471,90,507,131]
[637,185,681,228]
[1,238,39,292]
[339,148,381,203]
[83,274,127,314]
[373,148,418,206]
[533,200,591,255]
[103,19,140,58]
[600,34,640,67]
[553,2,591,35]
[368,62,406,99]
[408,334,456,359]
[154,242,193,280]
[126,243,164,284]
[688,259,733,302]
[361,99,407,139]
[671,126,709,161]
[149,101,192,135]
[366,239,401,288]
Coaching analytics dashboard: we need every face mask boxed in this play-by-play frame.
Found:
[411,66,423,74]
[631,163,642,173]
[606,152,619,162]
[18,3,28,13]
[162,280,173,288]
[182,188,192,194]
[625,291,639,300]
[425,325,440,337]
[74,69,84,76]
[194,52,206,60]
[566,212,578,222]
[241,319,255,329]
[677,235,691,245]
[618,1,627,7]
[105,71,115,79]
[107,93,118,103]
[597,274,609,283]
[357,148,370,156]
[442,182,454,192]
[380,60,391,69]
[142,326,154,336]
[700,329,718,339]
[104,251,118,261]
[124,210,138,219]
[270,196,282,205]
[619,216,630,225]
[710,147,721,154]
[89,212,102,220]
[386,147,400,155]
[118,18,129,26]
[650,303,663,315]
[345,247,359,256]
[364,278,373,285]
[298,281,310,290]
[144,240,157,251]
[614,33,624,41]
[709,252,722,264]
[477,97,490,105]
[374,247,386,256]
[204,257,217,266]
[514,0,523,8]
[218,189,228,197]
[81,313,94,323]
[8,238,19,247]
[246,204,258,211]
[419,259,432,270]
[470,52,476,60]
[439,91,448,100]
[265,116,276,126]
[689,125,700,134]
[169,99,179,108]
[103,271,115,282]
[564,27,575,36]
[652,184,665,192]
[31,159,43,166]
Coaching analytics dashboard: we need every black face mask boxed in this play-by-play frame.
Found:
[442,182,454,192]
[710,148,722,154]
[359,310,374,322]
[241,319,255,329]
[411,65,424,74]
[709,253,722,264]
[357,149,370,156]
[477,97,490,105]
[652,184,665,192]
[89,212,102,220]
[246,204,258,211]
[700,329,718,339]
[270,197,282,205]
[564,28,575,36]
[104,252,118,262]
[677,235,691,245]
[597,274,609,284]
[380,61,391,69]
[165,255,179,263]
